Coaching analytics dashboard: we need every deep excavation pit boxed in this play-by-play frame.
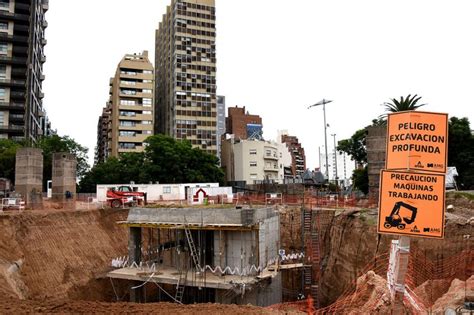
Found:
[0,193,472,313]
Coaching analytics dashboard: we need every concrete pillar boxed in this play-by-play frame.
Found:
[366,125,387,203]
[15,148,43,209]
[128,227,142,303]
[52,152,76,209]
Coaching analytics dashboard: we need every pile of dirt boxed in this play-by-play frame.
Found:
[0,298,294,314]
[432,276,474,313]
[413,278,452,307]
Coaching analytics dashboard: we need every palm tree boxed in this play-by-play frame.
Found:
[383,94,426,112]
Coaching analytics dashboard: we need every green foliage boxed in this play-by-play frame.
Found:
[78,135,224,193]
[337,128,367,166]
[0,139,22,181]
[37,135,90,189]
[383,94,426,113]
[352,166,368,195]
[448,117,474,189]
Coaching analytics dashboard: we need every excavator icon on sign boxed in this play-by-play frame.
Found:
[384,201,418,230]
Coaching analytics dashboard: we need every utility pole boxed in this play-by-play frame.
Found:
[308,99,332,181]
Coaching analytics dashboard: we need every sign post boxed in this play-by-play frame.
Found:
[379,110,448,312]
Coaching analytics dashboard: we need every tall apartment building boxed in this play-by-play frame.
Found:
[225,106,262,140]
[95,51,154,163]
[279,131,306,178]
[155,0,217,155]
[0,0,49,142]
[216,95,225,159]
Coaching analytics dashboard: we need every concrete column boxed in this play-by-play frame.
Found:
[52,152,77,209]
[15,148,43,209]
[366,125,387,204]
[128,227,142,303]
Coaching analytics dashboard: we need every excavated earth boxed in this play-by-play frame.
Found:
[0,193,472,313]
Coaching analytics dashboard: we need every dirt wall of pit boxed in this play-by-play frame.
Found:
[0,209,128,300]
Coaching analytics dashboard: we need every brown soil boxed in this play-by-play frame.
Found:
[0,298,292,314]
[432,275,474,313]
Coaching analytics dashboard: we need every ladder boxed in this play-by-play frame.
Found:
[175,270,187,303]
[184,227,201,272]
[303,207,312,232]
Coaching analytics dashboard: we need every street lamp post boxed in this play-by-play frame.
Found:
[308,99,332,181]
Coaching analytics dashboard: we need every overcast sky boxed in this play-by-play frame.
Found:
[43,0,474,168]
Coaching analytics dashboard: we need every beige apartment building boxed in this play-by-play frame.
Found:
[221,136,292,184]
[95,51,154,163]
[155,0,218,155]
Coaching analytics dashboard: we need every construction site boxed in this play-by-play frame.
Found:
[1,119,473,313]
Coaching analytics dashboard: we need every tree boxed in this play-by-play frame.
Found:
[383,94,426,113]
[78,135,225,192]
[0,139,22,182]
[448,117,474,189]
[337,128,367,167]
[143,135,224,184]
[37,135,90,189]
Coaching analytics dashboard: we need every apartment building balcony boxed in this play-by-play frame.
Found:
[264,155,278,161]
[40,74,45,81]
[11,67,26,77]
[0,55,27,65]
[38,92,44,99]
[10,91,25,99]
[40,38,47,46]
[42,20,48,28]
[0,101,23,110]
[0,33,29,43]
[0,124,23,132]
[9,113,24,121]
[40,55,46,63]
[0,11,29,21]
[264,166,279,172]
[12,45,28,55]
[0,78,25,87]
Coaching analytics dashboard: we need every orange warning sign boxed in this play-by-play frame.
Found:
[378,170,445,238]
[386,111,448,173]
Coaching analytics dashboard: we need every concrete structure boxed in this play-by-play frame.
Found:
[226,106,262,140]
[0,0,50,142]
[366,125,387,201]
[216,95,225,161]
[279,131,306,178]
[155,0,218,155]
[221,137,292,184]
[14,147,42,208]
[96,51,154,162]
[108,206,281,306]
[51,152,76,207]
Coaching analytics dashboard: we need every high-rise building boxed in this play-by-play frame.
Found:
[225,106,262,140]
[155,0,217,155]
[279,131,306,177]
[96,51,154,163]
[216,95,225,160]
[0,0,49,142]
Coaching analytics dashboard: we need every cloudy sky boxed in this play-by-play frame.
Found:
[43,0,474,168]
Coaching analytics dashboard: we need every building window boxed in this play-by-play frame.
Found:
[119,131,136,137]
[249,149,257,155]
[142,98,152,106]
[119,111,136,117]
[142,110,152,115]
[120,80,136,86]
[0,111,4,125]
[119,142,136,149]
[143,70,152,74]
[266,149,271,156]
[121,89,136,95]
[0,43,7,55]
[0,0,8,9]
[119,120,136,127]
[0,88,5,100]
[142,130,152,134]
[0,22,7,31]
[142,89,152,94]
[163,186,171,194]
[249,161,257,167]
[141,120,152,125]
[120,99,136,105]
[250,173,257,179]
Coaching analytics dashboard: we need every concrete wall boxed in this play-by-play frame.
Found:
[52,153,76,206]
[215,273,282,307]
[213,230,258,272]
[127,207,278,227]
[259,215,280,268]
[15,148,43,208]
[366,125,387,202]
